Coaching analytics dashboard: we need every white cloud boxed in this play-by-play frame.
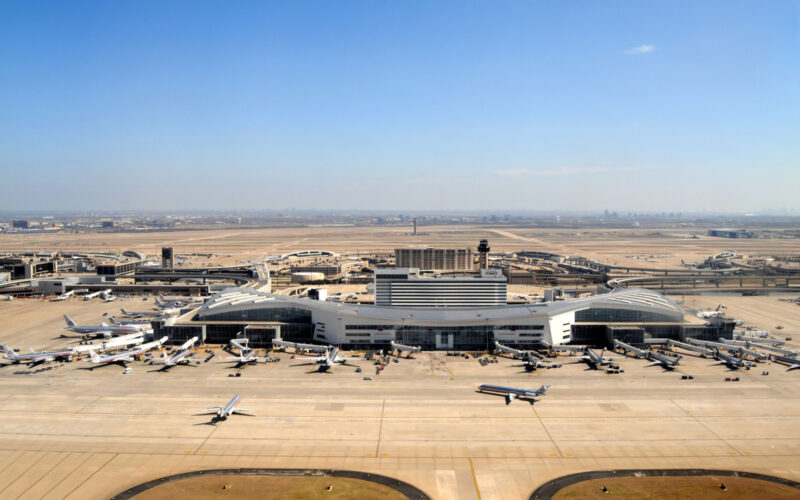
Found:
[624,44,655,55]
[534,166,646,176]
[492,168,530,176]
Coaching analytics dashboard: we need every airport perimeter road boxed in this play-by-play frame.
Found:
[1,302,800,499]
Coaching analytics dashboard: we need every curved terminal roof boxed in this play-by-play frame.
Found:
[196,286,684,325]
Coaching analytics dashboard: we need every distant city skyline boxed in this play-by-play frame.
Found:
[1,1,797,212]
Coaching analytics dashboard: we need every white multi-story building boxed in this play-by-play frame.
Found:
[374,268,506,307]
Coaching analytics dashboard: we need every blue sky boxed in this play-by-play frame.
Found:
[1,1,798,212]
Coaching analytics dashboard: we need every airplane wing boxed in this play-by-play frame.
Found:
[232,407,253,413]
[295,356,325,361]
[644,361,662,367]
[787,364,800,371]
[198,407,222,413]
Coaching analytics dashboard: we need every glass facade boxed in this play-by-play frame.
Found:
[576,308,679,323]
[397,325,494,350]
[198,307,312,323]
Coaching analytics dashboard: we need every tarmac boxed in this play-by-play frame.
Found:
[1,298,800,499]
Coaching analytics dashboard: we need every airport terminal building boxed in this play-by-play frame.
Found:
[155,286,690,350]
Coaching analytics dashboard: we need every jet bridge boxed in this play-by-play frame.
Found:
[613,339,646,358]
[666,339,714,357]
[721,339,799,357]
[688,338,768,361]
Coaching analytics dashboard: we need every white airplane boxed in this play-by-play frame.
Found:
[223,345,260,367]
[86,336,168,368]
[681,259,703,268]
[51,291,75,301]
[272,339,329,353]
[710,349,748,370]
[120,308,180,318]
[156,337,199,369]
[390,341,421,358]
[772,355,800,371]
[72,333,144,353]
[156,294,205,307]
[109,317,152,326]
[478,384,550,405]
[569,347,618,369]
[697,304,726,319]
[643,350,681,370]
[1,345,74,366]
[63,314,146,338]
[101,290,116,302]
[294,347,359,372]
[83,289,111,301]
[0,296,13,301]
[198,395,253,421]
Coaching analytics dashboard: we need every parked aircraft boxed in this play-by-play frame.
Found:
[156,337,199,369]
[478,384,550,405]
[83,289,111,301]
[272,339,329,353]
[681,259,703,268]
[72,333,144,354]
[198,395,253,421]
[390,341,421,358]
[571,347,617,369]
[101,290,116,302]
[771,354,800,371]
[697,304,726,319]
[511,352,553,372]
[63,314,146,338]
[644,350,681,370]
[120,308,179,318]
[711,349,748,370]
[86,336,167,368]
[294,347,359,372]
[1,345,74,366]
[51,291,75,301]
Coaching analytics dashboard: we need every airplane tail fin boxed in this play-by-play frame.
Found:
[0,345,15,356]
[88,350,100,362]
[162,351,169,363]
[63,314,76,327]
[539,385,550,394]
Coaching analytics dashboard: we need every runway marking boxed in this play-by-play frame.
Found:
[670,399,744,456]
[0,450,48,497]
[38,452,94,499]
[75,396,103,414]
[68,452,119,494]
[193,424,219,455]
[16,451,73,499]
[533,406,564,458]
[375,400,385,458]
[429,353,436,376]
[468,457,482,500]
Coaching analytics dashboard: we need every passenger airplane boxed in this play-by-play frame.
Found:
[86,336,168,368]
[101,290,116,302]
[223,347,260,367]
[120,308,180,318]
[51,291,74,301]
[571,347,617,369]
[681,259,703,268]
[697,305,726,319]
[272,339,329,353]
[72,333,144,354]
[294,347,359,372]
[512,352,553,372]
[711,349,748,370]
[390,341,421,358]
[63,315,146,338]
[478,384,550,405]
[644,350,681,370]
[1,345,74,366]
[772,354,800,371]
[156,337,199,369]
[198,395,253,421]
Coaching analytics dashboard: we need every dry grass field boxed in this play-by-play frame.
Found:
[131,475,407,500]
[552,475,800,500]
[1,225,798,269]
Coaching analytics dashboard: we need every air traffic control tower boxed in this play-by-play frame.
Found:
[477,239,490,269]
